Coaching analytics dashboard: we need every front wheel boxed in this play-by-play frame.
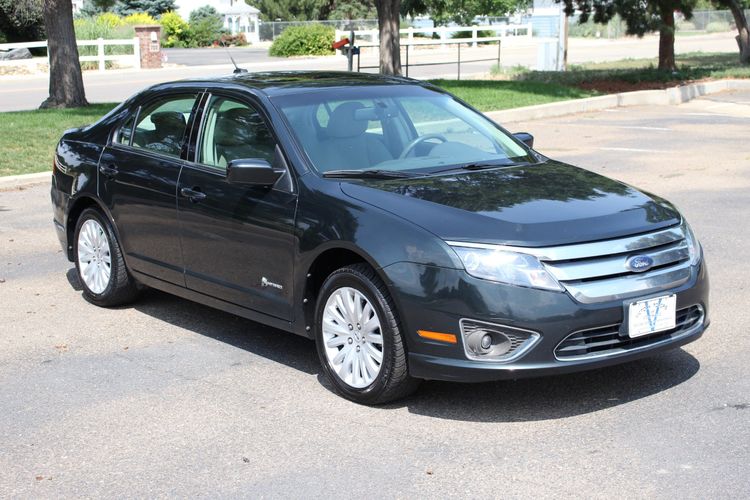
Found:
[314,264,420,404]
[74,207,139,307]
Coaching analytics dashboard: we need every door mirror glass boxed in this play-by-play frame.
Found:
[513,132,534,148]
[227,158,283,186]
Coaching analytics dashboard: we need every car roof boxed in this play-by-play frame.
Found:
[149,71,425,97]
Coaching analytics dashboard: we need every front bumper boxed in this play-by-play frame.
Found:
[381,259,709,383]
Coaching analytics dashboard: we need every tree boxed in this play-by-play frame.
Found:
[114,0,176,17]
[0,0,45,42]
[41,0,88,108]
[78,0,117,17]
[711,0,749,63]
[402,0,523,26]
[375,0,401,75]
[186,5,225,46]
[557,0,697,71]
[249,0,328,21]
[328,0,377,20]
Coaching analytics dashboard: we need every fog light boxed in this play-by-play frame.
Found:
[460,319,541,363]
[480,334,492,350]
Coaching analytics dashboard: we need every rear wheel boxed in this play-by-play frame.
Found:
[315,263,420,404]
[74,207,139,307]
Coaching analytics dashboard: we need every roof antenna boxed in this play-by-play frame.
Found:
[222,41,247,74]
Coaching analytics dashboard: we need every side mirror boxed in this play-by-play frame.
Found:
[513,132,534,149]
[227,158,283,187]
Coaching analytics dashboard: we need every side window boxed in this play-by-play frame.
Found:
[198,96,276,170]
[114,114,136,146]
[131,95,197,158]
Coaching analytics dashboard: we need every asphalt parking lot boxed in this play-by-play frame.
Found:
[1,91,749,497]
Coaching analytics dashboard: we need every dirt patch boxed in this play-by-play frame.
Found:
[575,79,707,93]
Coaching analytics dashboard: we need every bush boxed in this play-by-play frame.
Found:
[450,29,497,44]
[676,20,697,32]
[187,5,225,47]
[122,12,159,25]
[269,24,335,57]
[73,14,137,70]
[219,33,248,46]
[74,14,133,40]
[160,11,189,47]
[706,21,731,33]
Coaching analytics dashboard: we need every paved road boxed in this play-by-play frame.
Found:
[0,33,737,112]
[1,92,749,497]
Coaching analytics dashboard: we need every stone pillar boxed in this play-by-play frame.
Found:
[134,25,162,69]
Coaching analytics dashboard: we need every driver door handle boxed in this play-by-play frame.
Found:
[99,164,118,178]
[180,187,207,202]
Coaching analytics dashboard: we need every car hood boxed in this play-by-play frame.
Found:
[339,161,681,247]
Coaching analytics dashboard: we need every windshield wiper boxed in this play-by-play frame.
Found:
[322,169,422,179]
[429,160,519,175]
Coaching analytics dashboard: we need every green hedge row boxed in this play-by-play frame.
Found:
[269,25,335,57]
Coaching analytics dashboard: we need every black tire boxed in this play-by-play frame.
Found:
[73,207,139,307]
[314,263,420,404]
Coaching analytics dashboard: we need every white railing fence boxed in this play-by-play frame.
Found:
[0,38,140,72]
[336,23,533,48]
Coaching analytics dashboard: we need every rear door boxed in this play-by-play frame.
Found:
[99,92,200,285]
[177,92,298,320]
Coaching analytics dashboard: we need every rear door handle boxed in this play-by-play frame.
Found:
[180,187,207,202]
[99,164,118,178]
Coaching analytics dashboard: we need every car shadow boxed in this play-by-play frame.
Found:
[67,268,701,422]
[395,349,700,422]
[132,287,320,376]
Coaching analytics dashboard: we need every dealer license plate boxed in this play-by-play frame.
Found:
[628,295,677,338]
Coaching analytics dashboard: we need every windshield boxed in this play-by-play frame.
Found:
[272,85,531,175]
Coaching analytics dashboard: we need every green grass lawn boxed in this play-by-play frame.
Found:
[428,80,598,111]
[0,103,117,177]
[0,82,596,177]
[1,52,745,177]
[496,52,750,87]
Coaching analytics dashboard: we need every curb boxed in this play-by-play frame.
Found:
[0,171,50,190]
[485,78,750,123]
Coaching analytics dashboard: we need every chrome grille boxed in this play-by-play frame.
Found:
[555,305,703,361]
[536,224,692,303]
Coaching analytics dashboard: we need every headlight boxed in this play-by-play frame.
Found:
[684,223,702,266]
[449,244,563,291]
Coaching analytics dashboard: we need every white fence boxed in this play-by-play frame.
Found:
[0,38,140,72]
[335,23,532,48]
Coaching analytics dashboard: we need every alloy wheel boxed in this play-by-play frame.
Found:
[77,218,112,294]
[321,286,384,388]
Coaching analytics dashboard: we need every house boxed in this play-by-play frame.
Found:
[176,0,260,43]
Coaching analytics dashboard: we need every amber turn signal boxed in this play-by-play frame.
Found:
[417,330,457,344]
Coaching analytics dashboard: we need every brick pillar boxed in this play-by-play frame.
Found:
[134,25,163,69]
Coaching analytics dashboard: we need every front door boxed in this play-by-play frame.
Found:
[99,93,199,285]
[177,94,297,320]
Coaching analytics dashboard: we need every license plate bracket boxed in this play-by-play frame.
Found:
[626,295,677,338]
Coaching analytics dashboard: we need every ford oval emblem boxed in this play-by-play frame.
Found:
[626,255,654,273]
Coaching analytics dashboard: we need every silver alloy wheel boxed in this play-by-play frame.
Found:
[77,219,112,294]
[322,286,384,389]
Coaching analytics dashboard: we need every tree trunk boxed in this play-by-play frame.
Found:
[376,0,402,76]
[41,0,88,108]
[658,7,676,71]
[726,0,750,64]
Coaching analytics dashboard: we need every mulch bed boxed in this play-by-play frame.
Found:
[575,79,704,93]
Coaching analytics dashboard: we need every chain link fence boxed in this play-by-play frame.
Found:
[567,10,748,40]
[258,19,379,42]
